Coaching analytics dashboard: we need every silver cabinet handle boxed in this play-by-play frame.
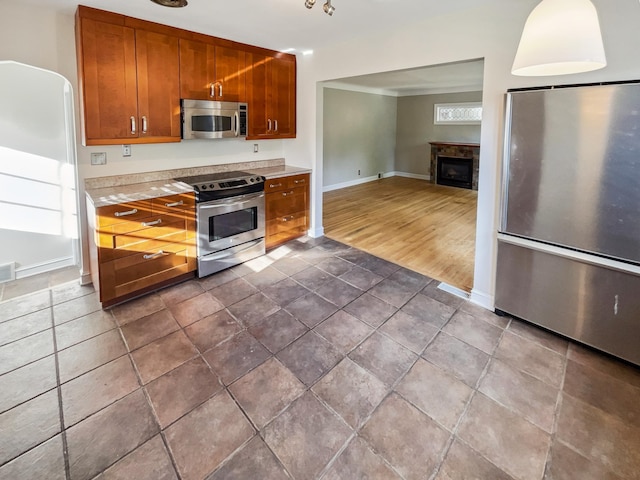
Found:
[269,183,283,189]
[294,179,305,184]
[130,116,136,134]
[165,200,184,207]
[268,119,272,131]
[143,250,165,260]
[282,190,294,197]
[274,119,278,132]
[282,215,294,222]
[141,116,148,134]
[219,82,223,97]
[141,218,162,227]
[114,208,138,217]
[210,83,215,97]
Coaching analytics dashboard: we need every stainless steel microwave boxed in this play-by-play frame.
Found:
[181,99,248,140]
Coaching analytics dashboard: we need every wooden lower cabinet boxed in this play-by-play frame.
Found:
[265,173,309,249]
[87,192,197,307]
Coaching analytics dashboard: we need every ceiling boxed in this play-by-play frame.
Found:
[17,0,497,94]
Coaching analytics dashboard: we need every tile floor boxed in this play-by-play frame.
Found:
[1,237,639,480]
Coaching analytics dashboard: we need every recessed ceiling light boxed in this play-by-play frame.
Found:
[150,0,188,8]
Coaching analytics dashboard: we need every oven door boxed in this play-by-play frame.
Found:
[197,191,265,255]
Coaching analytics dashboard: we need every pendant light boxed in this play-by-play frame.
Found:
[511,0,606,76]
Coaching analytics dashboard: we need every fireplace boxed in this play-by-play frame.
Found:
[429,142,480,190]
[437,156,473,189]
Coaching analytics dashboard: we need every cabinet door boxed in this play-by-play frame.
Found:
[179,38,216,100]
[246,52,270,138]
[78,18,138,144]
[215,45,246,102]
[135,30,181,140]
[271,56,296,137]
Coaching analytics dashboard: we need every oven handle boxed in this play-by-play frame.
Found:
[198,194,264,210]
[200,239,263,261]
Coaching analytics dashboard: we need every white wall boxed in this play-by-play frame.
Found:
[285,0,640,308]
[323,88,396,187]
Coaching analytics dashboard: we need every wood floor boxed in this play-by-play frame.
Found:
[323,176,477,292]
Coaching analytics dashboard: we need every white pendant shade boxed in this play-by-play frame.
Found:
[512,0,606,76]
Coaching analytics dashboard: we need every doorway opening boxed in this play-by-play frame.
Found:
[320,59,483,293]
[0,61,80,299]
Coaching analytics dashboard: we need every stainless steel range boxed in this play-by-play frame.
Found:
[175,171,265,277]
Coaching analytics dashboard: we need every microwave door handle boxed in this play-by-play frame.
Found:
[234,112,239,137]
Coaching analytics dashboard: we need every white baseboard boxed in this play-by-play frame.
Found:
[307,227,325,238]
[469,288,494,311]
[15,256,77,280]
[323,175,380,192]
[437,282,470,299]
[391,171,431,181]
[323,171,430,192]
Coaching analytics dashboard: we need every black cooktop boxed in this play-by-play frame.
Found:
[175,170,265,202]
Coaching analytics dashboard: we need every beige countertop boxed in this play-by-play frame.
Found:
[85,165,311,208]
[249,165,311,179]
[86,180,195,208]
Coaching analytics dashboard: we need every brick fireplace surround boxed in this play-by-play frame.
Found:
[429,142,480,190]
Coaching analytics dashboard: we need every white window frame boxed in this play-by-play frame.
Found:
[434,102,482,125]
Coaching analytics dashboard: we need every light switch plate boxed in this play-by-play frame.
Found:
[122,145,132,157]
[253,144,259,153]
[90,152,107,165]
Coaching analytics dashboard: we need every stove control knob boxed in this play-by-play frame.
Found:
[210,184,215,189]
[201,184,207,190]
[249,177,254,183]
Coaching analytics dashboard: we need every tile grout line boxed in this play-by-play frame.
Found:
[427,316,513,480]
[542,340,570,478]
[48,288,72,480]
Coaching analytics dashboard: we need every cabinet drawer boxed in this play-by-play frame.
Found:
[100,241,193,301]
[98,217,193,262]
[97,200,153,227]
[286,174,309,189]
[266,210,307,237]
[265,187,307,218]
[152,193,195,216]
[264,173,309,193]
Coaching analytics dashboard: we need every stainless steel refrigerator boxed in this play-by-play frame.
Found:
[496,81,640,366]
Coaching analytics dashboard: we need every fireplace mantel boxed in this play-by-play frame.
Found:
[429,142,480,190]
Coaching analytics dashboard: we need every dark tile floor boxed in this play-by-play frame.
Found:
[1,237,639,480]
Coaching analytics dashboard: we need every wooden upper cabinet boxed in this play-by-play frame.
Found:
[76,6,180,145]
[179,39,246,102]
[76,6,294,145]
[135,30,181,139]
[77,18,139,143]
[271,56,296,137]
[246,52,296,139]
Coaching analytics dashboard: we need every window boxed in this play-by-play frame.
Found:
[434,102,482,125]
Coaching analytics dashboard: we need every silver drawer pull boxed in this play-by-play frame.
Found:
[282,215,294,222]
[294,179,305,184]
[282,191,294,197]
[269,183,282,189]
[142,218,162,227]
[165,200,184,207]
[143,250,165,260]
[114,208,138,217]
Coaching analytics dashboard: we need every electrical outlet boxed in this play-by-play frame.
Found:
[253,144,259,153]
[122,145,132,157]
[90,152,107,165]
[378,172,383,179]
[358,169,361,175]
